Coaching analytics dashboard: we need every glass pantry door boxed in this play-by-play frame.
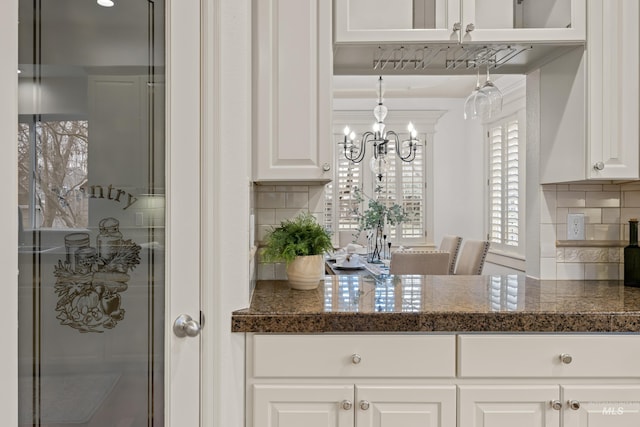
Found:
[1,0,203,425]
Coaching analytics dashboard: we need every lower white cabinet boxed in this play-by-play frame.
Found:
[253,384,456,427]
[459,385,640,427]
[247,334,640,427]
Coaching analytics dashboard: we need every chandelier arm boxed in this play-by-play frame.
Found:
[344,131,373,164]
[387,130,419,162]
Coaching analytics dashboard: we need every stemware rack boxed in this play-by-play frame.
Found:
[372,44,533,72]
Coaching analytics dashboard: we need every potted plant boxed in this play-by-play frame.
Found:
[262,212,333,290]
[352,186,410,262]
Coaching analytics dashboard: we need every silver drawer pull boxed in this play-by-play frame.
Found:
[569,400,580,410]
[351,353,362,364]
[341,400,353,411]
[559,353,573,364]
[551,400,563,410]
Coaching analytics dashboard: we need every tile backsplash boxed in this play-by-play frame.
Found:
[254,184,326,280]
[540,182,640,280]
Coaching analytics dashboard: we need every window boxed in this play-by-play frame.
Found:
[326,111,440,246]
[18,117,89,229]
[487,114,523,255]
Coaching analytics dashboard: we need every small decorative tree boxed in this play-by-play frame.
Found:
[351,186,410,263]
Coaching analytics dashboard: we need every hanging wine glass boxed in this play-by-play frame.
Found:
[464,65,489,120]
[480,64,503,118]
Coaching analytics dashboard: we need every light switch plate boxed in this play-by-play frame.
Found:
[567,213,585,240]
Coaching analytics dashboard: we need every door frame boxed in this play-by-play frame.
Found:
[0,0,250,425]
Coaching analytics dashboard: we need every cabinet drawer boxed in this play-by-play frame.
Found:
[458,335,640,378]
[252,334,456,378]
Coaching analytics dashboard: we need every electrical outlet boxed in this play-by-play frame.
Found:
[567,213,585,240]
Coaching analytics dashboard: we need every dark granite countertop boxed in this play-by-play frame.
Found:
[232,274,640,333]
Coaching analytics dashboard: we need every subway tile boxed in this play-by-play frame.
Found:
[585,192,620,208]
[275,208,305,223]
[623,190,640,208]
[555,208,569,224]
[567,207,602,224]
[620,208,640,223]
[602,208,621,224]
[286,192,309,209]
[603,184,623,192]
[257,191,286,208]
[274,262,287,280]
[557,263,585,280]
[586,224,620,240]
[257,224,273,242]
[257,263,275,280]
[585,263,619,280]
[568,184,603,192]
[557,224,567,241]
[276,185,308,192]
[621,182,640,191]
[308,186,326,213]
[256,208,276,226]
[557,191,586,208]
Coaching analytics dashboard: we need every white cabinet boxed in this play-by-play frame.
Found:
[334,0,585,44]
[459,385,560,427]
[253,0,333,183]
[253,384,456,427]
[248,333,640,427]
[539,0,639,183]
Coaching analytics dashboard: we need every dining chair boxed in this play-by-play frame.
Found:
[389,250,450,275]
[454,240,490,275]
[439,235,462,275]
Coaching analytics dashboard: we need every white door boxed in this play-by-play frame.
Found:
[355,385,457,427]
[562,385,640,427]
[0,0,204,425]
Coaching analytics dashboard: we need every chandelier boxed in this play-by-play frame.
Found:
[340,76,420,181]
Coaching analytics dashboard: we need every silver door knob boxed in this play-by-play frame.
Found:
[593,161,605,171]
[351,354,362,364]
[360,400,370,410]
[173,314,202,337]
[466,23,475,32]
[341,400,353,410]
[322,162,331,172]
[568,400,581,410]
[551,400,563,410]
[559,353,573,364]
[453,22,461,32]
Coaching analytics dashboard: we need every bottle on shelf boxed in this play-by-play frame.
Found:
[624,218,640,287]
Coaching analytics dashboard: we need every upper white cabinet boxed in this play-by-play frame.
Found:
[253,0,333,183]
[539,0,639,182]
[334,0,585,44]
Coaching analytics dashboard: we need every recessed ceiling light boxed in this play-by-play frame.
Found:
[97,0,114,7]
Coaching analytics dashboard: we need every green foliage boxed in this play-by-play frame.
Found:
[351,186,410,236]
[262,212,333,264]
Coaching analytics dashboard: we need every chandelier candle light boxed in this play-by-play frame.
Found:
[341,76,420,181]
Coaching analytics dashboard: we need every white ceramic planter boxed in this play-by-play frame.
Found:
[286,254,324,290]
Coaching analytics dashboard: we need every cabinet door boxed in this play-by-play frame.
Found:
[253,384,354,427]
[356,385,456,427]
[586,0,639,179]
[461,0,585,43]
[459,385,560,427]
[253,0,333,183]
[334,0,461,43]
[562,385,640,427]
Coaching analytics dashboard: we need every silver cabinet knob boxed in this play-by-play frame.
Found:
[453,22,461,32]
[466,23,475,32]
[551,400,563,410]
[593,161,605,171]
[322,162,331,172]
[341,400,353,411]
[360,400,370,411]
[173,314,202,338]
[560,353,573,364]
[351,354,362,364]
[569,400,581,410]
